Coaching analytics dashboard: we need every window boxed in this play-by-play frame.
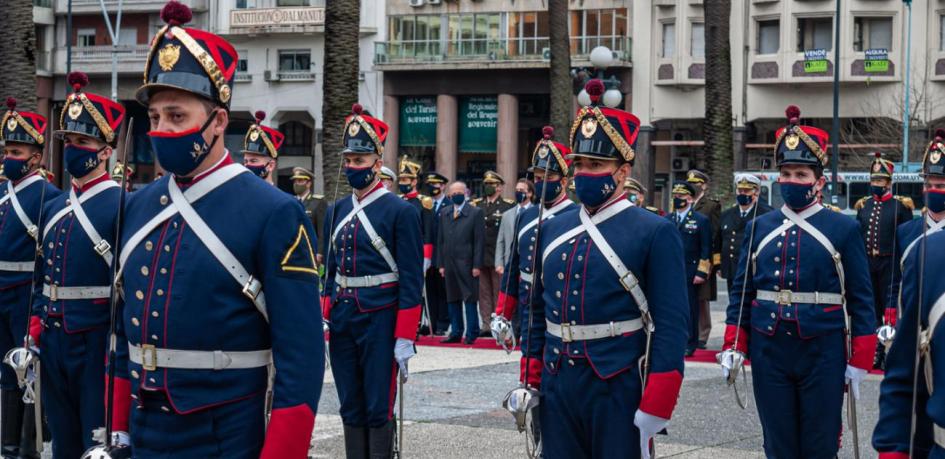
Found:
[691,22,704,58]
[569,9,630,54]
[237,58,248,72]
[661,22,675,58]
[941,15,945,51]
[508,11,550,56]
[117,27,137,45]
[279,121,313,156]
[235,0,256,7]
[446,13,500,55]
[757,19,779,54]
[77,28,96,47]
[797,17,833,52]
[388,15,442,57]
[278,50,311,72]
[853,17,892,52]
[277,0,308,5]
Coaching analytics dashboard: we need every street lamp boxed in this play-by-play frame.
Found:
[574,46,623,108]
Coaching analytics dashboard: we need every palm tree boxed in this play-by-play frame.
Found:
[548,0,571,142]
[0,0,38,110]
[321,0,361,197]
[703,0,733,203]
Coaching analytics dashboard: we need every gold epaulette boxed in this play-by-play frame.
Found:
[827,204,843,213]
[503,198,515,205]
[470,198,481,207]
[313,194,324,200]
[854,197,868,210]
[420,195,433,210]
[894,195,915,211]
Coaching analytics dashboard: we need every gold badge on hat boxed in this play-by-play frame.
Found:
[249,128,260,142]
[581,118,597,138]
[785,133,800,150]
[219,84,231,104]
[538,146,549,159]
[5,118,16,132]
[68,102,83,120]
[158,44,181,72]
[348,121,361,137]
[931,149,942,165]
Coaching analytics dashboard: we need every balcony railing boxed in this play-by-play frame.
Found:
[375,36,631,66]
[69,44,150,62]
[234,73,253,83]
[33,0,52,7]
[276,71,315,81]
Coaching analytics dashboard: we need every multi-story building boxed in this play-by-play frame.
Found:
[377,0,945,207]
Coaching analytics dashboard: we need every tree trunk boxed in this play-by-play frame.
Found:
[0,0,38,111]
[703,0,733,204]
[321,0,361,198]
[548,0,572,142]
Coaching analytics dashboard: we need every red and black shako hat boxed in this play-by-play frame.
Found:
[343,104,388,154]
[774,105,829,169]
[1,98,46,147]
[922,129,945,177]
[137,1,238,108]
[568,79,640,164]
[869,152,895,180]
[530,126,571,176]
[242,111,284,159]
[57,72,126,146]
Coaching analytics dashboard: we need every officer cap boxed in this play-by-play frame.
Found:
[379,166,396,181]
[137,1,238,108]
[671,181,695,196]
[686,169,709,184]
[111,161,134,181]
[398,155,421,179]
[624,177,646,194]
[569,79,640,164]
[423,171,448,185]
[291,167,314,182]
[774,105,829,169]
[482,170,504,185]
[0,98,46,148]
[734,173,761,190]
[56,72,126,146]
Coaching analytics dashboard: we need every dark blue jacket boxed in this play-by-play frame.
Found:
[667,208,712,279]
[0,171,62,291]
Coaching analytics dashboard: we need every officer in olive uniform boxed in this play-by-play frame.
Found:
[291,167,328,264]
[624,177,663,215]
[668,181,712,356]
[471,171,515,331]
[241,110,283,186]
[716,174,773,297]
[687,169,720,348]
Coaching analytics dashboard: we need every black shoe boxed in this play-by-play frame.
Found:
[368,420,395,459]
[417,325,431,336]
[463,337,476,345]
[1,390,23,458]
[433,330,446,337]
[17,406,38,459]
[697,340,707,350]
[343,425,369,459]
[441,335,461,344]
[685,348,696,357]
[478,330,491,338]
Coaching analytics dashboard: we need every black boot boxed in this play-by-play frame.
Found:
[874,339,887,371]
[343,425,368,459]
[17,403,38,459]
[368,420,394,459]
[0,390,23,459]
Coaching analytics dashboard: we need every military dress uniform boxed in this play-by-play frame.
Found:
[872,141,945,459]
[0,99,61,458]
[519,87,689,458]
[396,156,434,280]
[240,110,284,185]
[668,181,712,355]
[111,6,324,458]
[687,170,720,345]
[495,129,576,342]
[624,177,663,215]
[28,74,125,459]
[291,167,327,260]
[321,105,423,456]
[471,170,515,328]
[724,106,875,458]
[422,171,451,334]
[854,154,915,326]
[716,175,773,295]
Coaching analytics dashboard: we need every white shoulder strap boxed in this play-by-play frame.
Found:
[751,204,824,263]
[7,178,44,240]
[168,173,268,322]
[59,183,121,266]
[0,174,42,207]
[541,200,630,265]
[781,205,845,288]
[578,207,652,329]
[928,292,945,343]
[922,291,945,395]
[329,188,399,275]
[43,181,117,240]
[517,200,572,242]
[901,215,945,270]
[330,187,389,241]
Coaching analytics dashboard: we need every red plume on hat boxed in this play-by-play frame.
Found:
[161,1,193,27]
[785,105,800,125]
[254,110,266,124]
[585,79,605,105]
[542,126,554,140]
[67,71,89,93]
[874,151,882,159]
[6,97,16,112]
[935,129,945,142]
[351,103,363,115]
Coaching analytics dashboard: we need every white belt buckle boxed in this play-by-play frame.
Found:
[618,272,636,292]
[26,225,38,240]
[140,344,158,371]
[48,284,57,302]
[339,276,348,289]
[777,290,793,305]
[212,350,231,370]
[94,239,111,256]
[560,323,573,343]
[242,276,262,301]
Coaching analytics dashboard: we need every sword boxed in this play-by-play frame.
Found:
[908,187,932,457]
[397,369,405,457]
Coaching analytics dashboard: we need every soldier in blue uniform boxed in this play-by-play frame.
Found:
[872,126,945,459]
[516,80,689,459]
[109,3,324,457]
[716,174,773,297]
[27,71,125,459]
[721,105,876,458]
[667,181,712,356]
[492,126,576,348]
[396,156,434,281]
[422,171,450,335]
[241,110,284,185]
[321,104,423,458]
[0,96,61,458]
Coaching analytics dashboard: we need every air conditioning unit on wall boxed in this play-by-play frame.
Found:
[427,0,441,4]
[409,0,424,7]
[671,157,691,172]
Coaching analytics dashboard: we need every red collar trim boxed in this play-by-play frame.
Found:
[181,153,233,186]
[73,172,110,193]
[357,180,385,202]
[875,192,893,202]
[13,170,40,186]
[404,190,418,199]
[587,192,627,215]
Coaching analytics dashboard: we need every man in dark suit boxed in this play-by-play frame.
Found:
[716,174,773,298]
[437,181,485,344]
[424,171,450,334]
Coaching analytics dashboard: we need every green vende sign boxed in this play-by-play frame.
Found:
[459,96,498,153]
[399,96,437,147]
[865,59,889,73]
[804,60,828,73]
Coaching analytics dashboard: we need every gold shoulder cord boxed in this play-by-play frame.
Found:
[78,94,115,143]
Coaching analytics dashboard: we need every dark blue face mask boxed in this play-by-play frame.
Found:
[574,173,618,208]
[345,164,376,190]
[399,184,412,195]
[673,197,689,209]
[450,193,465,206]
[870,185,887,198]
[64,143,105,179]
[927,190,945,213]
[533,180,562,203]
[245,163,270,179]
[736,194,753,206]
[780,181,816,209]
[515,191,527,203]
[2,157,31,182]
[148,110,219,177]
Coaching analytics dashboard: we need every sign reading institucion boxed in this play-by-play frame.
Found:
[230,7,325,28]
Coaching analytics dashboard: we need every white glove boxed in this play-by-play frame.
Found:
[845,365,868,401]
[112,431,131,447]
[423,258,432,273]
[634,409,668,459]
[717,349,746,380]
[490,314,514,347]
[394,338,416,380]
